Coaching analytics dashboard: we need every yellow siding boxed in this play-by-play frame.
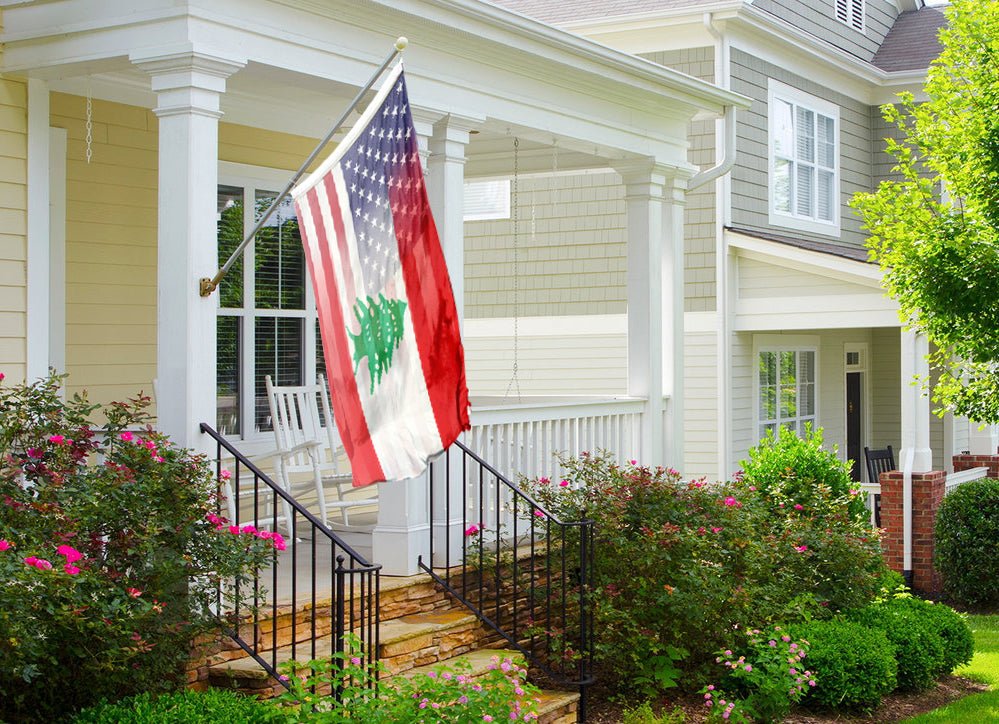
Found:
[0,76,26,383]
[684,331,719,480]
[51,92,158,406]
[51,94,321,409]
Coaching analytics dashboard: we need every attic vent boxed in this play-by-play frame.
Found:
[835,0,865,32]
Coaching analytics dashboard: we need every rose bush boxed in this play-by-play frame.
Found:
[0,374,276,722]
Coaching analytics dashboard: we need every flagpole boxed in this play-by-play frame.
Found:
[200,36,409,297]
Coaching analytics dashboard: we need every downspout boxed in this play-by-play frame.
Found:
[693,12,735,481]
[902,447,914,588]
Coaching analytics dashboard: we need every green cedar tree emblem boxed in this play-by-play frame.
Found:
[348,293,407,394]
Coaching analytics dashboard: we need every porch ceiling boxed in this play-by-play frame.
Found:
[0,0,748,170]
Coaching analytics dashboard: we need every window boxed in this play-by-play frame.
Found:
[835,0,865,32]
[216,171,325,439]
[768,80,839,235]
[464,179,510,221]
[757,348,817,439]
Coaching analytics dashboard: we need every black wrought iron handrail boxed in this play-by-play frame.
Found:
[420,438,594,720]
[200,423,381,692]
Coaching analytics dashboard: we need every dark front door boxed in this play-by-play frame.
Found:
[847,372,862,481]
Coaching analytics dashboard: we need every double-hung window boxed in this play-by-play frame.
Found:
[216,165,325,441]
[757,346,817,440]
[768,80,839,235]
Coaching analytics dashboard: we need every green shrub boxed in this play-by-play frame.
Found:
[907,599,974,675]
[935,478,999,606]
[0,375,276,722]
[791,619,896,711]
[740,425,869,522]
[848,598,947,691]
[73,690,281,723]
[519,439,885,695]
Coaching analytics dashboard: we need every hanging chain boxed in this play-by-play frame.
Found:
[504,136,522,403]
[85,80,93,164]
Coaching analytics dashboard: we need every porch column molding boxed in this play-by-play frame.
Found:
[410,107,442,176]
[899,327,932,585]
[427,113,480,567]
[132,49,245,450]
[616,159,691,469]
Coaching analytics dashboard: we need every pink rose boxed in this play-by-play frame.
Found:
[57,545,83,563]
[464,523,480,537]
[559,479,569,487]
[127,587,142,598]
[48,435,65,445]
[64,564,81,575]
[119,431,134,442]
[0,540,11,551]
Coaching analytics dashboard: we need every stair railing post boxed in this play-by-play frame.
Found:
[334,555,346,704]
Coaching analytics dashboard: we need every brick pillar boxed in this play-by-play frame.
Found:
[879,469,946,594]
[952,453,999,478]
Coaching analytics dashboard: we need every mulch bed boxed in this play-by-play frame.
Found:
[585,675,989,722]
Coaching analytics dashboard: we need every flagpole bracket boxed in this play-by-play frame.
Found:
[199,277,217,297]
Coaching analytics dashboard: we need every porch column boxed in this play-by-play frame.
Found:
[618,161,689,469]
[968,422,999,455]
[132,49,245,450]
[899,328,933,585]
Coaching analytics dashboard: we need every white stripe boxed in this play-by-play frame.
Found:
[325,167,443,480]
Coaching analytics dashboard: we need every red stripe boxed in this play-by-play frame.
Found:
[301,177,385,487]
[392,153,470,448]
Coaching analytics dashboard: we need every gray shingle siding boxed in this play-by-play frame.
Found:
[751,0,897,62]
[642,47,718,313]
[730,47,872,251]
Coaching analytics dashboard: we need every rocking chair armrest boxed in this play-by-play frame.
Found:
[276,440,324,459]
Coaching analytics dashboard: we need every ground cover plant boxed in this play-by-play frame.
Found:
[0,374,277,722]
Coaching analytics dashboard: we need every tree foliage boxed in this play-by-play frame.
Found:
[852,0,999,422]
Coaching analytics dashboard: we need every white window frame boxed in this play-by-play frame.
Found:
[464,178,511,221]
[753,334,820,442]
[835,0,866,33]
[767,80,841,237]
[217,161,321,453]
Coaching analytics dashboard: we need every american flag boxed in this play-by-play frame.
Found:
[293,64,469,487]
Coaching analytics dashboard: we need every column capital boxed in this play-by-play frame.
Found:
[131,46,245,119]
[614,158,694,200]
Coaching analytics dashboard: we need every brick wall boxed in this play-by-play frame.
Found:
[879,469,946,594]
[952,453,999,478]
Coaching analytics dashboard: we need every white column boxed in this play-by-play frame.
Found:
[899,328,932,581]
[132,49,244,450]
[372,473,430,576]
[427,114,478,567]
[26,79,50,381]
[969,422,999,455]
[618,161,689,469]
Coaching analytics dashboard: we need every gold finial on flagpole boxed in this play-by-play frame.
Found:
[395,37,408,51]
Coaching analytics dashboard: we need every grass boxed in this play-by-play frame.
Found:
[903,613,999,723]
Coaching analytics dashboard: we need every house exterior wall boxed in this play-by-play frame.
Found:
[751,0,897,61]
[53,92,322,408]
[872,103,907,186]
[0,77,26,383]
[51,92,158,405]
[731,326,899,471]
[463,170,626,320]
[738,256,877,298]
[684,327,720,479]
[729,47,873,249]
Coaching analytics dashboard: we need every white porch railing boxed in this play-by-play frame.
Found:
[946,466,988,494]
[467,396,646,485]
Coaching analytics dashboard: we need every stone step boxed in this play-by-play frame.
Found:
[395,647,526,680]
[536,689,581,724]
[207,609,484,695]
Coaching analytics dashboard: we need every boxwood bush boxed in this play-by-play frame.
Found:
[790,619,896,711]
[935,478,999,606]
[909,599,974,675]
[848,597,947,691]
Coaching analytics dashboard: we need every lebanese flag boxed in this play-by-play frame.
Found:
[292,63,469,487]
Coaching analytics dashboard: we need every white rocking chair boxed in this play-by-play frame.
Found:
[265,375,376,529]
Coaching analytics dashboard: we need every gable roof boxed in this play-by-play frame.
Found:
[726,227,872,264]
[486,0,715,25]
[872,6,948,72]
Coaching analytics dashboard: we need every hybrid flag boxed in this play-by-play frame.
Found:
[292,63,470,487]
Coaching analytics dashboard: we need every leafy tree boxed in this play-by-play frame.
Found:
[853,0,999,422]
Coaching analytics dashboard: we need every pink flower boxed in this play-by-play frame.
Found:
[64,564,81,575]
[748,485,757,491]
[534,509,544,518]
[240,525,257,535]
[57,545,83,563]
[272,534,287,551]
[483,716,493,722]
[793,503,804,511]
[351,656,361,666]
[127,587,143,598]
[0,540,11,551]
[0,372,5,381]
[48,435,65,445]
[464,523,480,536]
[26,557,52,570]
[256,530,273,540]
[26,448,42,459]
[228,525,240,535]
[153,456,164,463]
[558,479,569,487]
[794,544,808,552]
[23,556,38,566]
[629,459,637,465]
[745,664,752,672]
[119,431,134,442]
[711,526,723,534]
[220,469,232,480]
[724,496,738,507]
